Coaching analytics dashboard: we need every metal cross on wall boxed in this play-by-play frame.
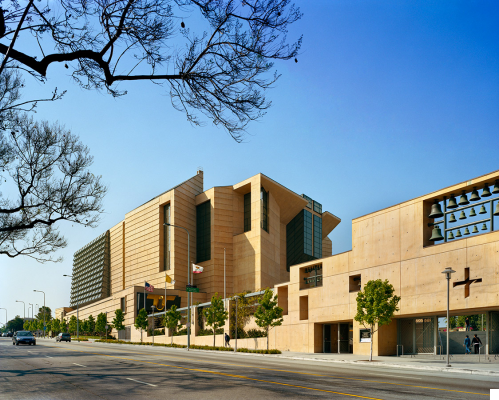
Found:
[452,267,482,298]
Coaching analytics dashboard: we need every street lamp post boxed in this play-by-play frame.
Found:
[15,300,25,320]
[164,223,191,351]
[63,275,79,342]
[151,305,156,345]
[0,308,7,331]
[234,296,239,353]
[29,303,33,319]
[33,290,46,338]
[441,267,456,367]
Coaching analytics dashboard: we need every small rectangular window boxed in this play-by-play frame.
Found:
[300,296,309,320]
[120,297,126,313]
[244,192,251,232]
[349,275,361,292]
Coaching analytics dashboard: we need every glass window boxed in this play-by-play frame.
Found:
[313,215,322,258]
[163,204,170,271]
[261,187,269,232]
[313,201,322,214]
[304,210,313,256]
[196,201,211,263]
[244,192,251,232]
[301,194,313,209]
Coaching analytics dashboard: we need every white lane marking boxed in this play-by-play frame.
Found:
[126,378,157,387]
[365,373,422,380]
[45,355,53,358]
[73,363,87,367]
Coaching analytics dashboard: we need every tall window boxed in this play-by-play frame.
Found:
[313,215,322,258]
[196,201,211,263]
[163,204,170,271]
[244,192,251,232]
[261,187,269,232]
[304,210,313,256]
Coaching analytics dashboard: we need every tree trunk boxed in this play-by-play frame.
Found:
[171,330,173,345]
[213,327,216,347]
[267,327,269,351]
[369,325,373,362]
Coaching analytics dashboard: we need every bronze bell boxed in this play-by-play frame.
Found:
[447,195,458,209]
[455,229,462,237]
[449,213,457,223]
[482,184,491,197]
[493,180,499,195]
[464,227,470,235]
[479,205,487,214]
[494,202,499,216]
[469,207,476,217]
[472,225,479,234]
[428,200,443,219]
[448,231,455,240]
[429,225,444,241]
[458,190,470,206]
[470,187,481,202]
[459,211,467,220]
[481,223,487,231]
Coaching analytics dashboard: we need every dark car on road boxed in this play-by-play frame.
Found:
[12,331,36,346]
[56,333,71,342]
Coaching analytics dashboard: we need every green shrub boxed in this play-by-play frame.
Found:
[197,328,224,336]
[246,329,266,338]
[173,328,188,336]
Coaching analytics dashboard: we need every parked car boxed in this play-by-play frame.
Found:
[56,333,71,342]
[12,331,36,346]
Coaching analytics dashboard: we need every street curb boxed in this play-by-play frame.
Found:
[88,340,499,377]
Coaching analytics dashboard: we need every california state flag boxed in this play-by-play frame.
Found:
[193,264,204,274]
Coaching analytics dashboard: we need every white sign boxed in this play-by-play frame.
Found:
[360,329,371,343]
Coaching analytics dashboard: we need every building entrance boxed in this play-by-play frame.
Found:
[324,323,353,353]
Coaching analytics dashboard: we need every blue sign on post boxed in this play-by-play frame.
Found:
[43,326,46,330]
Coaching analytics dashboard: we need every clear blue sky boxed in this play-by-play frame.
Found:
[1,1,498,322]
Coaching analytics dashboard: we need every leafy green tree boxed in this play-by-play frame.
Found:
[52,319,61,334]
[112,309,126,332]
[95,313,108,339]
[204,294,228,347]
[254,288,283,350]
[81,319,89,335]
[229,290,254,338]
[87,315,96,334]
[6,316,24,332]
[68,315,78,335]
[135,309,149,343]
[35,307,52,323]
[355,279,401,362]
[23,320,30,330]
[163,305,182,345]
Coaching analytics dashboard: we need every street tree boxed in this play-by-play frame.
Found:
[163,304,182,345]
[204,293,228,347]
[23,320,30,330]
[87,315,96,334]
[0,82,107,261]
[0,0,302,141]
[6,316,24,332]
[229,290,254,338]
[112,309,125,333]
[35,306,52,323]
[134,308,149,343]
[254,288,283,350]
[68,315,77,335]
[52,318,61,334]
[81,319,89,335]
[355,279,401,362]
[95,312,108,339]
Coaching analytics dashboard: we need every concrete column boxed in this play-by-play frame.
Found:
[337,324,340,354]
[434,316,438,355]
[486,311,490,355]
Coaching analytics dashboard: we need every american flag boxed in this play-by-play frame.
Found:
[145,282,154,292]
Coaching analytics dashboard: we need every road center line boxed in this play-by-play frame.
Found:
[126,378,157,387]
[73,363,87,367]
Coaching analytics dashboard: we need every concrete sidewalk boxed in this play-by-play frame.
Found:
[276,351,499,376]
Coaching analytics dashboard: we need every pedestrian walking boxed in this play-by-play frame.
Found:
[465,317,470,331]
[225,332,230,348]
[464,335,471,354]
[472,334,482,354]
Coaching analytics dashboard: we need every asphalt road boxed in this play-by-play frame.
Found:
[0,337,497,399]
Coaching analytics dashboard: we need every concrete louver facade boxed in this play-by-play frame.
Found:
[59,171,339,342]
